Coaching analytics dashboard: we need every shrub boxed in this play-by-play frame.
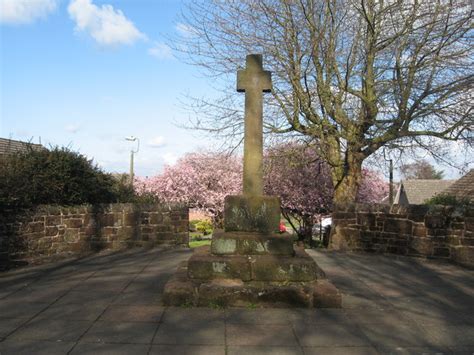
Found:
[0,146,118,209]
[195,219,213,235]
[109,174,159,204]
[425,194,472,207]
[189,219,201,232]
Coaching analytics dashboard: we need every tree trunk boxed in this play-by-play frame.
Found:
[332,152,364,205]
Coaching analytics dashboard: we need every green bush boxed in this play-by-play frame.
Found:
[109,174,159,204]
[425,194,472,207]
[195,219,213,235]
[0,146,119,209]
[189,219,200,232]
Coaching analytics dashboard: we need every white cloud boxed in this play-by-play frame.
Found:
[162,152,178,166]
[148,42,173,59]
[147,136,166,148]
[65,123,81,133]
[175,22,196,37]
[0,0,58,25]
[68,0,146,47]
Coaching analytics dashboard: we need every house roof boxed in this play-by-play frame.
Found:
[442,169,474,202]
[0,138,44,156]
[396,179,455,205]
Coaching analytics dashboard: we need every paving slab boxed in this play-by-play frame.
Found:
[53,290,117,305]
[9,318,91,342]
[0,248,472,353]
[150,344,225,355]
[288,309,351,324]
[0,301,49,319]
[226,308,292,325]
[0,318,27,338]
[153,320,226,345]
[0,339,75,355]
[34,302,107,321]
[112,291,163,305]
[302,347,379,355]
[69,342,149,355]
[99,305,164,322]
[293,322,370,347]
[80,320,157,344]
[226,324,298,346]
[227,345,304,355]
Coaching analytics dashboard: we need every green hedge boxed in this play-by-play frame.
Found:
[0,146,128,209]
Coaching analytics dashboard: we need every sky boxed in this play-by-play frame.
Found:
[0,0,471,180]
[1,0,214,177]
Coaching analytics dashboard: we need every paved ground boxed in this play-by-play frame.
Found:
[0,248,473,355]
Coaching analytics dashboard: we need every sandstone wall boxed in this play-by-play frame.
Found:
[330,204,473,268]
[0,203,189,269]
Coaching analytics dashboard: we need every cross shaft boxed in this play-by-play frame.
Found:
[237,54,272,196]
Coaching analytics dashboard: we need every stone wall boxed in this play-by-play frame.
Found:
[0,203,188,269]
[330,203,473,268]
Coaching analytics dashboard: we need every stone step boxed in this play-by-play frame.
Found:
[187,247,325,282]
[163,271,341,308]
[211,230,295,256]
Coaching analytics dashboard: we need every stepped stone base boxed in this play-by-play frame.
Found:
[163,194,341,308]
[163,246,341,308]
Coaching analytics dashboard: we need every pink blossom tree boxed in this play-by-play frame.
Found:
[264,143,388,240]
[359,168,389,204]
[135,146,387,233]
[264,143,333,240]
[135,152,242,226]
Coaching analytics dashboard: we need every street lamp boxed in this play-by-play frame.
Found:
[125,136,140,186]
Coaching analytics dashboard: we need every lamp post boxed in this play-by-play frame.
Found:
[125,136,139,186]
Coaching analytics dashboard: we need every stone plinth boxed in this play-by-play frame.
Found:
[163,242,341,308]
[224,195,280,233]
[187,246,324,282]
[211,230,295,255]
[163,255,341,308]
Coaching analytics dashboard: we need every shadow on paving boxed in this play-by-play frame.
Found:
[0,247,472,354]
[309,249,474,353]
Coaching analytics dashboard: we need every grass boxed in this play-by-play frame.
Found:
[189,239,212,248]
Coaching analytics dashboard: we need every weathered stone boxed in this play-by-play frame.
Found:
[63,229,79,243]
[27,222,44,233]
[451,246,474,268]
[357,213,376,228]
[384,218,412,234]
[65,218,83,229]
[211,230,294,256]
[162,278,196,306]
[44,226,58,237]
[432,247,450,258]
[45,215,61,226]
[187,253,251,281]
[250,252,323,282]
[237,54,272,196]
[408,237,433,255]
[313,280,342,308]
[425,215,447,229]
[197,279,246,307]
[224,195,280,233]
[413,223,427,237]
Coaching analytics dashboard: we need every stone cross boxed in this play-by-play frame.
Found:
[237,54,272,196]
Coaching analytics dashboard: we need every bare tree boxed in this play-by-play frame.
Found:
[400,160,445,179]
[174,0,473,203]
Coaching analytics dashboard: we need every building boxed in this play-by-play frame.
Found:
[0,138,44,160]
[442,169,474,202]
[393,179,455,205]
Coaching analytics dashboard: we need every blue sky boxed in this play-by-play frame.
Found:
[1,0,213,177]
[1,0,471,180]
